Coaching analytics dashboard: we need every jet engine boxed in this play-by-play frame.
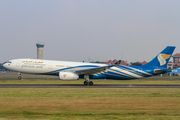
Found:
[59,72,79,80]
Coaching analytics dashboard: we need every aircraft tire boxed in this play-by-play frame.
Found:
[89,81,93,85]
[84,81,88,85]
[18,76,22,80]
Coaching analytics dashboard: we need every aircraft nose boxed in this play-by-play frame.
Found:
[3,62,7,68]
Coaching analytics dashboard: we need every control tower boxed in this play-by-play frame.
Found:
[36,43,44,59]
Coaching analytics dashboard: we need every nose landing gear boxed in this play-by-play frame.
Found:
[18,76,22,80]
[18,72,22,80]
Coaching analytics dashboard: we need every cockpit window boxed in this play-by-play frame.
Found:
[7,61,12,63]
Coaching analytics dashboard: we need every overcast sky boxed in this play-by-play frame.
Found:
[0,0,180,63]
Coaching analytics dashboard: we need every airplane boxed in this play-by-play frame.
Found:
[3,46,175,85]
[167,68,180,76]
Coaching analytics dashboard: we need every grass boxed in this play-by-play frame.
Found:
[0,88,180,119]
[0,75,180,119]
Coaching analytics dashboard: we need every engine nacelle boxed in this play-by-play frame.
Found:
[59,72,79,80]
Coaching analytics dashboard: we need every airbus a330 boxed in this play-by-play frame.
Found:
[3,46,175,85]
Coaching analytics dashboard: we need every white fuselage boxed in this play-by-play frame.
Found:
[3,58,106,74]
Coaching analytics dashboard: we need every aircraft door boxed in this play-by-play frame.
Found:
[16,61,20,67]
[48,62,53,69]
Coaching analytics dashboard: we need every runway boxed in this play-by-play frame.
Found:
[0,84,180,88]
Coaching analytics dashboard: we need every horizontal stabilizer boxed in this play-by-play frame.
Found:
[154,69,173,74]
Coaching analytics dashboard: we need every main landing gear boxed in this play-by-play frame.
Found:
[18,72,22,80]
[84,74,93,85]
[84,81,93,85]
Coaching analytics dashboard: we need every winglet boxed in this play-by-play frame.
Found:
[114,60,121,65]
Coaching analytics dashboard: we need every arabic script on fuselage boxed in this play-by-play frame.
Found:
[22,61,44,64]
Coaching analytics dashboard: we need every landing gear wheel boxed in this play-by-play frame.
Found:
[18,76,22,80]
[83,81,93,85]
[89,81,93,85]
[84,81,88,85]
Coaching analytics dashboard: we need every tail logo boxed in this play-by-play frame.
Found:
[157,54,171,66]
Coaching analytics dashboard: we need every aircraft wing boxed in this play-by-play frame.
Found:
[74,64,118,75]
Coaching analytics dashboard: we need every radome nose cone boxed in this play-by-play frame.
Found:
[3,63,7,68]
